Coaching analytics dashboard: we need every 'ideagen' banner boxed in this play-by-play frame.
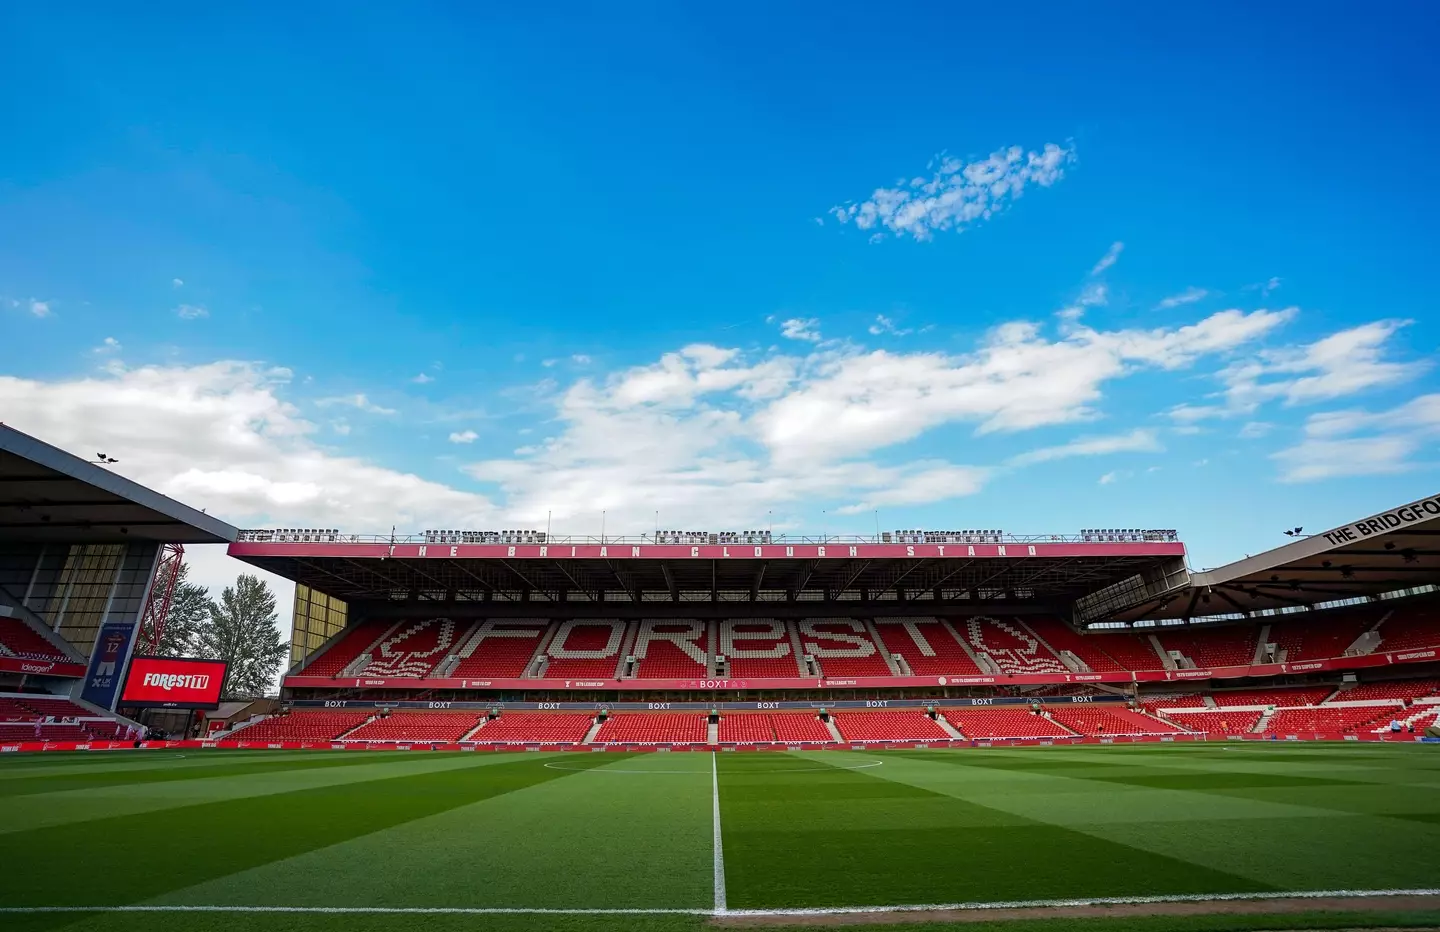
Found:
[120,656,227,709]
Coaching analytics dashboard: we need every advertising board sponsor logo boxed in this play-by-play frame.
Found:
[1173,669,1212,679]
[1320,495,1440,546]
[142,672,210,691]
[1397,650,1437,661]
[1286,662,1324,671]
[363,679,387,686]
[21,662,55,673]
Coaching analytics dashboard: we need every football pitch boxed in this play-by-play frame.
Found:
[2,744,1439,932]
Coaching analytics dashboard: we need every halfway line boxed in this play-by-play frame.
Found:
[712,750,727,914]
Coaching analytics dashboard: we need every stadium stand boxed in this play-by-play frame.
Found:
[943,707,1074,739]
[1266,705,1398,734]
[1336,679,1440,702]
[660,711,833,744]
[1163,710,1262,733]
[1024,618,1127,673]
[629,619,708,678]
[468,712,591,744]
[0,617,71,662]
[593,713,706,744]
[299,619,394,677]
[1268,613,1374,662]
[3,696,93,718]
[771,713,834,742]
[343,711,485,742]
[1157,628,1258,669]
[228,710,371,742]
[800,619,893,677]
[1089,632,1167,671]
[1375,607,1440,651]
[354,617,459,677]
[542,620,627,679]
[1047,706,1186,735]
[954,617,1067,674]
[449,621,548,678]
[718,620,802,677]
[1211,686,1334,707]
[874,619,984,676]
[717,713,775,743]
[831,710,949,742]
[1137,693,1201,715]
[0,723,94,742]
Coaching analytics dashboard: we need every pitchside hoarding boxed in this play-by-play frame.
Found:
[119,656,227,709]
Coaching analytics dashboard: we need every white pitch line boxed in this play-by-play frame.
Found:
[2,890,1439,916]
[712,750,728,914]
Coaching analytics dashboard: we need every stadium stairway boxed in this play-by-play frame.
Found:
[582,719,603,744]
[824,717,844,743]
[933,714,964,739]
[707,721,719,744]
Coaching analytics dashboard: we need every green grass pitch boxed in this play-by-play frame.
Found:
[1,744,1439,932]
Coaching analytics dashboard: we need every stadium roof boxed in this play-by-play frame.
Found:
[1104,492,1440,623]
[0,424,238,545]
[228,536,1187,608]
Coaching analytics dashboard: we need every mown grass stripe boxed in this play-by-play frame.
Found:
[2,887,1437,915]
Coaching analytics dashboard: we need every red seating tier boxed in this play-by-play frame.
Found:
[355,617,461,678]
[301,619,394,676]
[1269,613,1373,662]
[1163,710,1261,733]
[543,621,628,679]
[771,713,834,742]
[343,711,485,742]
[1024,618,1127,673]
[875,619,983,676]
[228,710,371,742]
[954,617,1067,674]
[630,620,709,679]
[1336,679,1440,702]
[1210,687,1334,707]
[1047,707,1186,735]
[1089,633,1166,671]
[594,713,706,744]
[0,617,70,662]
[719,620,802,678]
[800,619,893,677]
[448,621,547,678]
[470,713,592,744]
[832,710,949,742]
[1157,628,1257,669]
[943,708,1073,739]
[1376,608,1440,652]
[717,713,774,743]
[1266,705,1398,734]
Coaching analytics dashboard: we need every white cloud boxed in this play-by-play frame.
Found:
[780,318,822,342]
[572,354,593,365]
[541,359,558,368]
[1009,429,1162,466]
[411,372,434,384]
[1057,282,1108,321]
[1273,393,1440,482]
[172,278,184,289]
[828,141,1075,241]
[28,299,51,318]
[1168,317,1423,423]
[1156,287,1208,309]
[176,304,208,320]
[449,430,479,444]
[1098,470,1121,485]
[331,420,351,436]
[316,393,397,415]
[1090,241,1124,276]
[867,314,913,337]
[1238,421,1272,439]
[92,336,122,354]
[0,362,499,531]
[755,307,1292,463]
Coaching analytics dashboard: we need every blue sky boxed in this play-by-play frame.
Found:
[2,3,1438,605]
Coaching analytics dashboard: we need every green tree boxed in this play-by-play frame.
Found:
[199,574,288,699]
[151,561,213,658]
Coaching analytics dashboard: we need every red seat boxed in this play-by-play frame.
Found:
[344,711,484,742]
[542,621,628,679]
[953,617,1067,674]
[470,712,592,744]
[228,710,371,742]
[301,620,394,677]
[1163,710,1260,733]
[450,621,548,678]
[593,713,706,744]
[943,708,1074,739]
[875,619,983,676]
[1046,706,1186,735]
[0,618,70,662]
[831,710,949,742]
[718,620,802,677]
[799,619,892,677]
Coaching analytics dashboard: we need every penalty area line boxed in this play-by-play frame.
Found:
[4,889,1439,917]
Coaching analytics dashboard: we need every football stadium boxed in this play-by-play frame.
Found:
[1,424,1439,931]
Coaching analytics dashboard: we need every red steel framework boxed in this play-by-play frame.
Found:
[137,542,185,653]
